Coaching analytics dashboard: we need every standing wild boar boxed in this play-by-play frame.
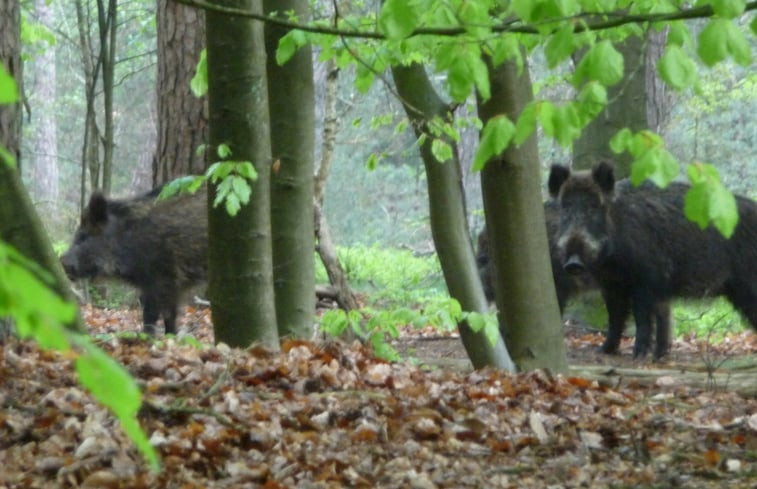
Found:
[548,161,757,358]
[477,200,670,348]
[61,188,207,334]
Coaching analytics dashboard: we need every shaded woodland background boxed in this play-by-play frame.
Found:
[21,2,756,251]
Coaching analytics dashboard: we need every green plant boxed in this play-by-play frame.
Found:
[319,297,499,362]
[673,297,747,341]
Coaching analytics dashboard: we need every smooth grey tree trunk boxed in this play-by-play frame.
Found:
[264,0,316,339]
[391,62,515,371]
[205,0,278,349]
[478,56,568,373]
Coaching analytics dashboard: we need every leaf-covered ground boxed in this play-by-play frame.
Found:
[2,306,757,488]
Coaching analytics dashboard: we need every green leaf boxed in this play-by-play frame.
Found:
[685,163,739,238]
[468,53,490,101]
[76,341,141,421]
[472,115,515,172]
[573,40,624,87]
[751,15,757,35]
[629,147,678,187]
[575,82,607,121]
[658,45,698,90]
[666,21,692,48]
[514,103,537,146]
[231,175,252,205]
[431,138,453,163]
[609,127,633,154]
[355,64,375,94]
[190,49,207,97]
[0,64,18,104]
[217,143,232,159]
[276,29,306,65]
[725,23,751,66]
[545,25,575,68]
[75,340,160,471]
[711,0,746,19]
[697,19,731,66]
[366,153,379,171]
[379,0,418,39]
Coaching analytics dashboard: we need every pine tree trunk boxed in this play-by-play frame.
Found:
[205,0,278,349]
[391,63,515,371]
[478,56,568,373]
[264,0,315,338]
[153,0,207,184]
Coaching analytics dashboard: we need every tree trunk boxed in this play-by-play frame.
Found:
[0,0,22,167]
[478,56,568,373]
[0,2,84,333]
[153,0,207,184]
[97,0,116,194]
[27,0,59,210]
[205,0,278,349]
[263,0,315,339]
[313,63,359,313]
[75,0,101,204]
[391,62,515,371]
[572,35,647,177]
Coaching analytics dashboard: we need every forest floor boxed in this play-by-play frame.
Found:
[3,304,757,488]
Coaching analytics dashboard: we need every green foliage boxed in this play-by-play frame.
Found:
[190,49,208,97]
[273,1,756,236]
[473,115,515,171]
[658,45,699,90]
[319,297,498,362]
[0,241,159,470]
[159,144,258,217]
[697,18,751,67]
[673,297,747,340]
[318,245,445,306]
[21,15,56,60]
[0,64,18,104]
[610,129,679,187]
[684,163,738,238]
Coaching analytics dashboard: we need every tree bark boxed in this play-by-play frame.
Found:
[0,0,22,166]
[313,62,359,313]
[74,0,100,207]
[478,56,568,373]
[572,35,647,177]
[153,0,207,184]
[96,0,117,193]
[206,0,278,349]
[263,0,315,339]
[28,0,59,209]
[391,62,515,371]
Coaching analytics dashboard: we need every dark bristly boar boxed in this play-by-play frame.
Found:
[61,188,207,335]
[476,202,671,349]
[548,161,757,358]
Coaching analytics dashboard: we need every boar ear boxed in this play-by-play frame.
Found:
[88,192,109,226]
[592,161,615,193]
[548,165,570,198]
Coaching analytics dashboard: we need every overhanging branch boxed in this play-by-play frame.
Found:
[173,0,757,39]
